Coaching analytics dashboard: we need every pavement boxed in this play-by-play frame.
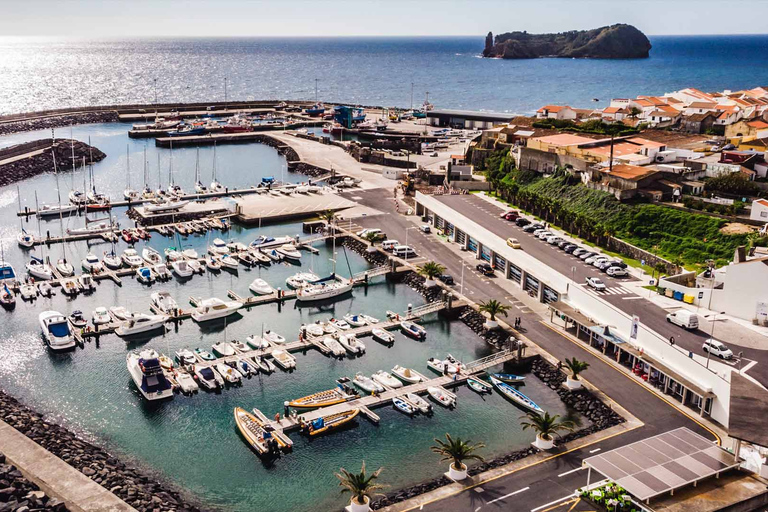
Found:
[340,188,728,512]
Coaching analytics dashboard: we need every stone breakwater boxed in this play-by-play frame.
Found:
[0,392,202,512]
[0,112,119,136]
[0,452,69,512]
[0,140,106,188]
[371,359,625,509]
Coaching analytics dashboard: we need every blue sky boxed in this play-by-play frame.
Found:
[5,0,768,37]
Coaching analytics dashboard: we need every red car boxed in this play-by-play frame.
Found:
[500,210,519,221]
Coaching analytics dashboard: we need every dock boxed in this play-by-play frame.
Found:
[152,121,323,146]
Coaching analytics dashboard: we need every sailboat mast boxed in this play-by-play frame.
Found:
[126,145,131,190]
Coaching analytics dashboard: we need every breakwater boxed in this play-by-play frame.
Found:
[0,451,68,512]
[0,392,201,512]
[0,112,119,136]
[0,139,106,187]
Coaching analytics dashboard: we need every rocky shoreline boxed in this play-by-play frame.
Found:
[0,451,68,512]
[0,392,203,512]
[0,140,106,188]
[0,112,119,136]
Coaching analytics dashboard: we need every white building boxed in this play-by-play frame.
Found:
[750,199,768,222]
[535,105,577,120]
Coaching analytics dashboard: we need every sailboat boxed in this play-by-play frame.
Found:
[123,145,139,201]
[141,148,154,199]
[38,140,78,218]
[166,139,184,197]
[210,142,224,192]
[296,236,353,302]
[194,148,207,194]
[17,226,35,248]
[51,152,75,277]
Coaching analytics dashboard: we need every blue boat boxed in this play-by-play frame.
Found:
[393,397,416,415]
[0,261,17,281]
[489,376,543,414]
[304,104,326,117]
[261,176,275,184]
[167,126,206,137]
[490,372,526,384]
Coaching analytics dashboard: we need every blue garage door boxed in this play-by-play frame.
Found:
[467,236,478,252]
[495,254,507,270]
[444,222,454,237]
[480,245,492,263]
[508,263,522,283]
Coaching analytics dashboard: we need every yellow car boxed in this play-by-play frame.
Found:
[506,238,521,249]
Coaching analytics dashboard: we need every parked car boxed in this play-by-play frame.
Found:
[547,236,563,245]
[437,274,454,285]
[599,260,623,271]
[579,251,597,260]
[557,240,571,249]
[588,256,608,266]
[381,240,400,251]
[609,260,628,269]
[536,231,553,240]
[563,244,578,253]
[506,237,521,249]
[419,224,431,233]
[606,266,628,278]
[500,211,519,221]
[702,339,733,359]
[666,310,699,330]
[523,223,544,233]
[515,218,531,227]
[393,245,417,258]
[585,276,606,291]
[476,263,494,276]
[572,247,588,257]
[533,228,547,237]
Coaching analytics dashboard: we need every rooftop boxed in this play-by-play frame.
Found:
[427,109,515,121]
[600,164,657,181]
[531,133,595,146]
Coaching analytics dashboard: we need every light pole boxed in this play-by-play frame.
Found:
[706,311,725,369]
[460,262,465,296]
[568,265,576,294]
[404,226,417,261]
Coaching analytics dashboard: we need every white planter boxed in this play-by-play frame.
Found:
[448,462,468,481]
[565,376,582,390]
[484,319,499,329]
[346,496,370,512]
[424,279,437,288]
[534,434,554,450]
[366,246,378,253]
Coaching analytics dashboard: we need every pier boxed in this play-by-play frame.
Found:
[152,121,323,146]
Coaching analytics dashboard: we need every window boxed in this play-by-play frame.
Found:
[761,211,768,218]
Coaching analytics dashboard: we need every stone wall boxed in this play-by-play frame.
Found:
[0,112,119,136]
[0,451,69,511]
[0,140,106,188]
[604,236,676,274]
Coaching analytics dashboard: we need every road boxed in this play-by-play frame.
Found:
[432,194,767,386]
[341,189,723,512]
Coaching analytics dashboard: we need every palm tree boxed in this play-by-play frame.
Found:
[319,209,336,226]
[335,461,385,510]
[417,261,445,286]
[431,433,485,478]
[478,299,510,328]
[362,231,380,253]
[520,411,576,449]
[563,357,590,381]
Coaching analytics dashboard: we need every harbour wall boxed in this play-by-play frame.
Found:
[0,139,106,187]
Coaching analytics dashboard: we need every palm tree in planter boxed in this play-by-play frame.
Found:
[335,461,385,512]
[431,433,485,481]
[520,411,576,450]
[320,209,336,227]
[563,357,590,390]
[362,231,380,253]
[478,299,510,329]
[417,261,446,287]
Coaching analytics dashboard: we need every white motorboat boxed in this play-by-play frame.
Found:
[174,371,199,393]
[392,365,422,384]
[249,235,292,249]
[191,297,242,322]
[205,256,221,271]
[246,335,269,350]
[343,313,367,327]
[103,251,122,270]
[60,278,79,296]
[372,328,395,344]
[77,273,95,292]
[115,313,168,337]
[330,318,351,330]
[109,306,132,321]
[372,370,402,389]
[249,278,274,295]
[237,252,256,266]
[187,259,203,274]
[427,386,455,408]
[275,244,302,261]
[136,266,154,283]
[153,263,171,280]
[338,334,365,354]
[296,278,353,302]
[182,248,199,259]
[231,340,249,353]
[263,330,285,344]
[265,249,283,261]
[212,341,236,357]
[69,189,87,205]
[249,249,271,264]
[362,314,380,324]
[81,253,104,274]
[144,199,189,213]
[427,357,458,374]
[271,349,296,370]
[36,203,77,218]
[121,249,143,268]
[151,291,178,314]
[219,255,239,270]
[253,356,275,373]
[142,247,162,265]
[353,373,384,394]
[235,357,257,377]
[401,320,427,340]
[56,258,74,277]
[215,362,242,384]
[37,281,52,297]
[20,284,37,300]
[285,271,319,289]
[227,241,248,253]
[175,348,197,366]
[322,336,346,357]
[26,258,53,280]
[194,365,224,390]
[165,248,183,261]
[68,310,87,328]
[126,350,174,401]
[208,238,229,255]
[405,393,432,414]
[446,354,466,372]
[92,307,111,325]
[17,231,35,248]
[305,323,324,337]
[39,311,76,351]
[321,322,337,334]
[171,259,194,278]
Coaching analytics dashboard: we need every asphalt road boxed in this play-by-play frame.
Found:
[341,189,723,512]
[433,194,767,387]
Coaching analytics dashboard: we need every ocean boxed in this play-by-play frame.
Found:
[1,35,768,115]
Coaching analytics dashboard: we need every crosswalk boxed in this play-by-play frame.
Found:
[581,284,635,296]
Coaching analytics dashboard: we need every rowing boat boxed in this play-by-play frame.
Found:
[467,377,493,394]
[490,372,526,383]
[489,376,543,414]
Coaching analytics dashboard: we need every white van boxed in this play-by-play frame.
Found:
[666,310,699,330]
[381,240,400,251]
[393,245,416,258]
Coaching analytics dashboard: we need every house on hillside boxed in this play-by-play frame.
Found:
[725,119,768,141]
[535,105,577,120]
[750,199,768,222]
[681,112,716,134]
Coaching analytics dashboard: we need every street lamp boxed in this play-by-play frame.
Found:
[404,226,418,260]
[706,311,725,369]
[460,261,465,296]
[567,265,576,294]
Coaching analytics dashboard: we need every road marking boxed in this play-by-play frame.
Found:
[622,296,644,300]
[558,467,585,478]
[589,447,602,453]
[741,360,758,373]
[483,486,530,507]
[531,493,577,512]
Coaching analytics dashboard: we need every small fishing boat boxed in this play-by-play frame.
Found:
[361,314,380,324]
[60,278,79,296]
[265,249,283,262]
[171,259,194,278]
[401,321,427,340]
[264,330,285,345]
[78,273,95,292]
[92,307,111,325]
[182,248,198,259]
[208,238,229,255]
[212,341,236,357]
[248,278,274,295]
[353,373,384,394]
[304,323,324,337]
[39,311,76,351]
[187,259,203,274]
[489,376,543,414]
[205,256,221,271]
[427,386,455,408]
[467,377,493,394]
[121,249,143,268]
[246,335,269,350]
[175,370,199,393]
[37,281,52,298]
[68,310,87,328]
[109,306,132,321]
[142,247,162,265]
[237,252,256,266]
[249,249,271,264]
[427,357,458,374]
[81,253,104,274]
[406,393,432,414]
[234,407,282,456]
[446,354,466,372]
[231,340,249,353]
[195,366,223,390]
[215,362,242,384]
[393,397,416,415]
[228,241,248,253]
[175,348,197,366]
[322,336,346,357]
[115,314,168,337]
[372,328,395,344]
[19,283,37,300]
[287,383,358,408]
[321,322,337,334]
[194,347,217,362]
[158,354,174,370]
[275,244,302,262]
[235,357,257,377]
[271,349,296,370]
[372,370,402,389]
[151,290,178,314]
[490,373,526,384]
[338,334,365,354]
[285,272,319,289]
[330,318,351,330]
[153,263,171,280]
[219,254,239,270]
[303,409,359,436]
[165,247,183,261]
[392,365,422,384]
[343,314,367,327]
[136,266,154,284]
[252,356,274,374]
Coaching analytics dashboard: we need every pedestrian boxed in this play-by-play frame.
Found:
[557,361,562,370]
